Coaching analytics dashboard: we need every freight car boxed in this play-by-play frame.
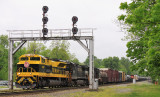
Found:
[126,75,132,82]
[99,68,126,84]
[99,68,108,84]
[119,71,126,82]
[99,68,115,84]
[98,69,148,84]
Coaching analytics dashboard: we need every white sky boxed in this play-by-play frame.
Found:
[0,0,131,62]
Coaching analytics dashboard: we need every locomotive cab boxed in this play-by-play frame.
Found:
[17,54,51,72]
[16,54,51,89]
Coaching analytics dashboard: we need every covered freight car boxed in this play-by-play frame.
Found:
[99,68,119,83]
[119,71,122,82]
[107,68,113,82]
[114,70,119,82]
[112,70,119,82]
[99,68,108,84]
[119,71,125,82]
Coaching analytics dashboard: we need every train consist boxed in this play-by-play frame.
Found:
[15,54,147,89]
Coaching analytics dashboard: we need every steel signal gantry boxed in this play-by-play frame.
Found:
[8,28,96,90]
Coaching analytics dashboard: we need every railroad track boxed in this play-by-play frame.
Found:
[0,86,89,97]
[0,81,146,97]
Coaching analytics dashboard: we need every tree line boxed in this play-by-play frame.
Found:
[0,35,133,80]
[118,0,160,82]
[84,56,133,75]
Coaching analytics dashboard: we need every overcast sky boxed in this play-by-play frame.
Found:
[0,0,131,62]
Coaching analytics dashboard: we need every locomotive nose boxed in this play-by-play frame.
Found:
[23,79,29,84]
[24,62,30,68]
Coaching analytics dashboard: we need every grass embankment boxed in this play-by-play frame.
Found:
[0,86,17,89]
[66,81,160,97]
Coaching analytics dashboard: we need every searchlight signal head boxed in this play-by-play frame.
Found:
[72,16,78,35]
[42,6,49,37]
[42,6,49,13]
[42,17,48,24]
[72,27,78,34]
[42,28,48,35]
[72,16,78,25]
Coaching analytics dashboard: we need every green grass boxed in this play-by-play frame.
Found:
[64,81,160,97]
[118,83,160,97]
[1,81,160,97]
[0,86,8,88]
[0,86,17,89]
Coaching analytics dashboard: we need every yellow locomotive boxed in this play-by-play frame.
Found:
[16,54,71,89]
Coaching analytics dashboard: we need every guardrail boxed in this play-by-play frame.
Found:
[0,81,15,86]
[8,28,95,38]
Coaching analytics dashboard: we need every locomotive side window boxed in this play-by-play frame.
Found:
[58,63,65,67]
[21,57,28,61]
[42,58,45,63]
[30,57,40,61]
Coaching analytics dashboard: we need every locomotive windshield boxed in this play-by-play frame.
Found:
[30,57,40,61]
[21,57,28,61]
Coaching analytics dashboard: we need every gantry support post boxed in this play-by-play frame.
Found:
[76,39,95,90]
[8,40,13,90]
[8,40,27,90]
[89,38,94,89]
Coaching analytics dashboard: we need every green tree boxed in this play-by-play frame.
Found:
[94,56,103,68]
[118,0,160,80]
[26,41,46,54]
[83,56,103,68]
[102,57,120,70]
[72,58,81,64]
[119,57,132,75]
[0,35,8,80]
[49,40,71,60]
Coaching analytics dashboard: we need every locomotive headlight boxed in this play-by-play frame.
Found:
[30,73,32,75]
[18,73,21,75]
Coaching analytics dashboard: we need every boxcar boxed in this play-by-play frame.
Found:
[119,71,122,82]
[99,68,108,84]
[119,71,125,81]
[112,70,116,82]
[122,71,125,81]
[115,70,119,82]
[99,68,113,83]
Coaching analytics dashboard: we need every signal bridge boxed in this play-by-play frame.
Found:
[8,28,94,40]
[8,28,96,90]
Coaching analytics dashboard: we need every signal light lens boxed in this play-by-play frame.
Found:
[42,28,48,35]
[42,6,49,13]
[72,27,78,34]
[72,16,78,24]
[42,17,48,24]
